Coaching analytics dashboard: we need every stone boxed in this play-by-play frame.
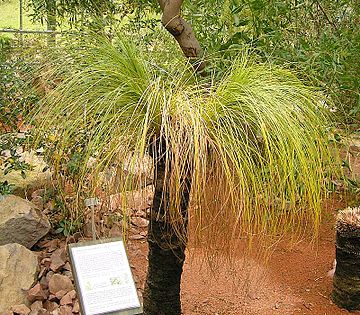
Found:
[29,309,47,315]
[61,271,73,281]
[11,305,30,315]
[99,153,153,191]
[30,302,43,312]
[47,296,57,303]
[39,276,48,290]
[27,283,47,303]
[37,267,47,280]
[41,258,51,270]
[0,311,13,315]
[72,301,79,314]
[45,271,54,283]
[58,306,72,315]
[65,291,76,300]
[0,244,38,312]
[40,240,59,253]
[43,301,58,312]
[108,185,154,211]
[49,249,66,272]
[59,294,72,306]
[0,195,51,248]
[0,151,52,197]
[108,224,122,238]
[54,291,67,300]
[62,262,71,272]
[129,234,145,240]
[131,217,149,228]
[48,275,73,295]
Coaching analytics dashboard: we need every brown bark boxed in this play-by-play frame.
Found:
[157,0,206,73]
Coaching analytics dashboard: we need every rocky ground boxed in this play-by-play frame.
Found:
[1,194,358,315]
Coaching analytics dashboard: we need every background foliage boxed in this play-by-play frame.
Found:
[21,0,360,123]
[184,0,360,122]
[0,35,38,131]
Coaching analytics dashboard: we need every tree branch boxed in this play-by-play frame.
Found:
[157,0,206,73]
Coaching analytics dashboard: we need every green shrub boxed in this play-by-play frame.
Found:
[183,0,360,123]
[0,37,39,131]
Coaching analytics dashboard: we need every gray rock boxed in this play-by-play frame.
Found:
[0,195,50,248]
[0,244,38,312]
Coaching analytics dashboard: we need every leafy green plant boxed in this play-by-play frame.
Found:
[55,217,81,236]
[180,0,360,122]
[0,35,12,62]
[0,133,34,179]
[0,44,39,131]
[0,132,28,151]
[3,155,33,178]
[28,0,134,31]
[0,180,14,195]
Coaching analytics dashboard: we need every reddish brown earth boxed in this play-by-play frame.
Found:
[23,193,358,315]
[126,195,358,315]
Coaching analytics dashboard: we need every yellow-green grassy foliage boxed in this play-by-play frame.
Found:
[33,33,339,255]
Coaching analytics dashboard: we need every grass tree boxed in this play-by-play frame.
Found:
[34,30,337,314]
[332,206,360,311]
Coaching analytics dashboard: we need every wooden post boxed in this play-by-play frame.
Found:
[332,206,360,311]
[19,0,23,44]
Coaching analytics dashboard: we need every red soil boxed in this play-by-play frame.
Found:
[127,195,359,315]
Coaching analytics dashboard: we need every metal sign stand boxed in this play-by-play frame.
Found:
[84,197,100,241]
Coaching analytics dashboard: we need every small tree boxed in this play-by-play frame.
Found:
[33,3,338,314]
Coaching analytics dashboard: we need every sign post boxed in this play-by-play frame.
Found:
[68,238,143,315]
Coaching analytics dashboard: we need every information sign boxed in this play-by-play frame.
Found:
[68,238,143,315]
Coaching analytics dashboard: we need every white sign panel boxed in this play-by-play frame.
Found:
[69,239,142,315]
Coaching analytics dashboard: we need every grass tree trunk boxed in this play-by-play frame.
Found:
[332,207,360,311]
[143,3,202,313]
[143,140,191,315]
